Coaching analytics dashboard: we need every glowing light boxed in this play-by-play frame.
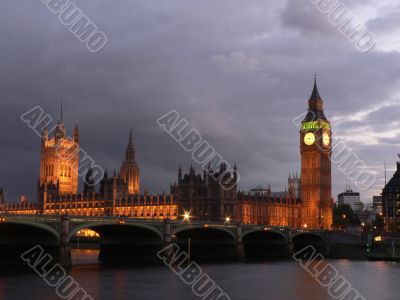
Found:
[76,229,99,237]
[0,218,5,222]
[322,132,330,146]
[304,133,316,146]
[379,212,383,216]
[342,214,346,219]
[119,219,125,224]
[374,236,382,242]
[303,224,308,229]
[302,121,330,131]
[361,222,365,227]
[203,224,209,228]
[183,211,191,222]
[225,216,231,223]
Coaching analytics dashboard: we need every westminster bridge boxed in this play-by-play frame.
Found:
[0,215,364,266]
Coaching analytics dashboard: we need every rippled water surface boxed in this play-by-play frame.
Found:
[1,249,399,300]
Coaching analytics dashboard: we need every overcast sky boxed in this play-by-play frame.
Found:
[1,0,400,203]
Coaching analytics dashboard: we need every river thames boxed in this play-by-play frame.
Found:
[0,249,399,300]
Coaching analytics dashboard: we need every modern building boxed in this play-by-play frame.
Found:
[382,162,400,231]
[337,187,362,212]
[373,195,383,215]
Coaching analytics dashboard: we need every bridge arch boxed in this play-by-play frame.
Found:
[242,229,288,241]
[68,221,164,241]
[292,231,325,240]
[292,232,326,255]
[0,221,60,244]
[68,221,164,263]
[242,229,289,260]
[172,225,236,241]
[0,220,60,265]
[173,226,237,261]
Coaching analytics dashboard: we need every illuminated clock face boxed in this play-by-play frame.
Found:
[323,132,330,146]
[304,132,315,145]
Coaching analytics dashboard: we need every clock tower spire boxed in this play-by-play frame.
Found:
[300,77,333,230]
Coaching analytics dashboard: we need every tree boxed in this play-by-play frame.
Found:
[372,214,384,231]
[333,204,360,228]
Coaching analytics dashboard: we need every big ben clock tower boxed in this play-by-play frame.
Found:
[300,77,333,230]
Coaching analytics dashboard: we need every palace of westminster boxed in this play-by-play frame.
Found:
[0,79,334,229]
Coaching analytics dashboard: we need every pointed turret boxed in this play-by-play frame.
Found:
[73,123,79,144]
[190,164,195,176]
[303,75,327,122]
[309,75,322,101]
[100,170,109,196]
[84,164,95,194]
[125,129,135,162]
[60,100,63,122]
[42,127,48,142]
[0,187,4,203]
[55,102,66,142]
[178,166,182,181]
[233,163,238,182]
[120,129,140,195]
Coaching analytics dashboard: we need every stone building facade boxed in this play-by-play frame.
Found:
[170,166,302,227]
[1,79,333,229]
[300,78,333,229]
[39,119,80,195]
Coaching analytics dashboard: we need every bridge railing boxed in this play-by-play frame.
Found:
[0,214,61,222]
[0,214,238,226]
[0,214,328,233]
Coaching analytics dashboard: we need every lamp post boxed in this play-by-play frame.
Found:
[188,237,191,263]
[183,211,191,222]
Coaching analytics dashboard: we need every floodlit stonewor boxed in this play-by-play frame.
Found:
[2,79,332,230]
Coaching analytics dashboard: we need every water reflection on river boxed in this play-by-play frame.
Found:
[0,249,399,300]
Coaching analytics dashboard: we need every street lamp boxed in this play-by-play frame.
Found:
[183,211,191,222]
[225,216,231,224]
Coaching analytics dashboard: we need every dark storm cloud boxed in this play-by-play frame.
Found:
[280,0,339,35]
[0,0,399,202]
